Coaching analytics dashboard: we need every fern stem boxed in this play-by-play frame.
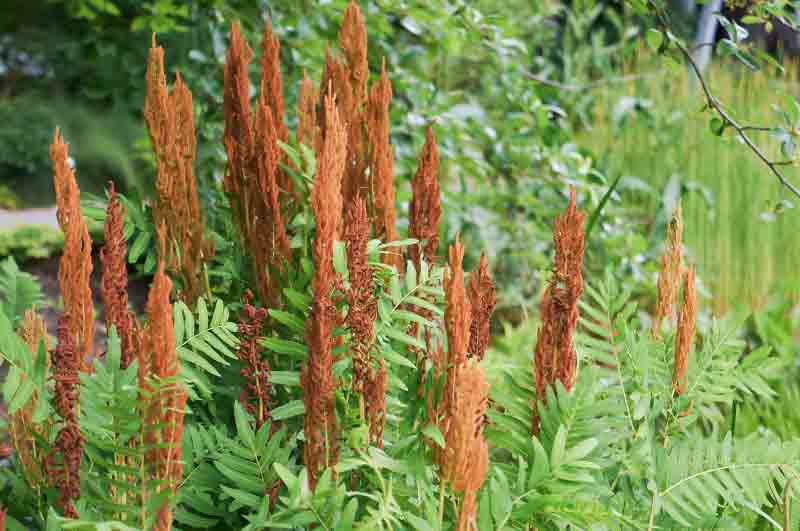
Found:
[647,492,657,531]
[438,480,446,526]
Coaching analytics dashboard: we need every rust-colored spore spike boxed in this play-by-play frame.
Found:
[409,127,442,270]
[223,22,292,305]
[444,241,471,367]
[467,252,497,362]
[302,92,347,489]
[365,359,387,448]
[260,19,292,197]
[143,226,186,531]
[318,0,369,214]
[434,360,489,531]
[652,205,684,337]
[344,197,376,394]
[532,187,585,435]
[297,73,321,153]
[367,59,400,269]
[433,242,488,529]
[49,314,83,518]
[338,0,369,105]
[673,266,697,396]
[51,129,94,373]
[100,182,140,370]
[237,290,272,430]
[145,37,214,304]
[10,311,49,490]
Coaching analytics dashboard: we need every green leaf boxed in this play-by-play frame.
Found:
[646,28,663,51]
[550,425,567,469]
[269,309,305,333]
[260,337,308,358]
[422,424,445,448]
[234,401,255,448]
[128,230,151,263]
[709,117,725,136]
[271,399,305,421]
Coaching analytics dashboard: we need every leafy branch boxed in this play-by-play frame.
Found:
[645,0,800,199]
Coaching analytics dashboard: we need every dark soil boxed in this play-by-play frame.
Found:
[21,250,151,351]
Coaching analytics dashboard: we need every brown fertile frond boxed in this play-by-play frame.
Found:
[672,266,696,396]
[409,127,442,270]
[344,197,376,394]
[532,187,585,435]
[319,1,369,214]
[145,36,213,304]
[367,59,400,270]
[259,18,292,198]
[49,314,83,518]
[143,230,185,531]
[652,205,684,337]
[297,73,321,153]
[100,182,140,369]
[223,21,255,216]
[223,22,293,305]
[302,92,347,489]
[259,19,288,148]
[365,360,387,448]
[254,99,292,266]
[338,0,369,106]
[434,360,489,530]
[236,290,272,430]
[467,252,497,362]
[51,129,94,373]
[444,241,471,367]
[10,311,49,488]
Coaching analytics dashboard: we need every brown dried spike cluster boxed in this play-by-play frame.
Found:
[297,73,321,153]
[260,19,294,199]
[344,198,377,394]
[338,0,369,105]
[51,129,94,373]
[367,61,401,270]
[467,253,497,362]
[143,230,186,531]
[652,205,684,337]
[409,127,442,270]
[672,266,697,396]
[320,0,369,210]
[532,188,585,435]
[144,37,213,304]
[444,242,471,367]
[428,243,489,531]
[49,315,83,518]
[302,93,347,489]
[433,242,488,529]
[436,361,489,531]
[223,23,292,305]
[364,360,387,448]
[100,183,141,369]
[9,311,49,488]
[236,290,272,430]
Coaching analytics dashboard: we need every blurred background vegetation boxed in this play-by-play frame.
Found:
[1,0,798,322]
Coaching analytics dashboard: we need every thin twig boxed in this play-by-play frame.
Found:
[648,0,800,199]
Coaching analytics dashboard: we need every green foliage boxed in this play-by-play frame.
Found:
[0,256,44,325]
[0,226,64,260]
[174,297,239,400]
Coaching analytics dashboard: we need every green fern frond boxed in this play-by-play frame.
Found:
[0,256,43,325]
[173,297,239,399]
[211,403,294,515]
[653,433,800,529]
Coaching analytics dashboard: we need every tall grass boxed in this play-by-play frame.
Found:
[581,60,800,312]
